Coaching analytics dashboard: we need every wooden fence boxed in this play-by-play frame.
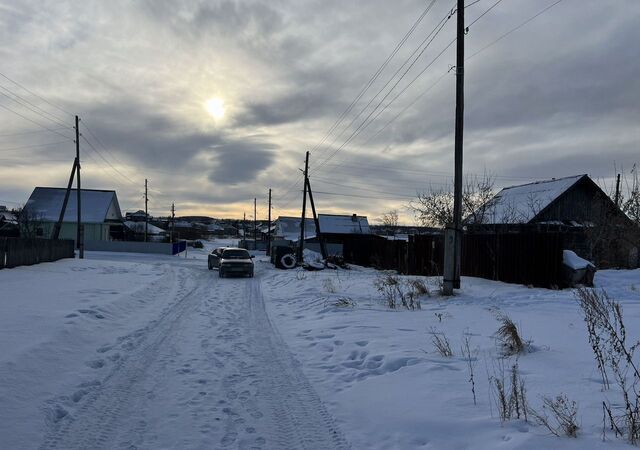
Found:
[0,238,75,269]
[343,230,566,288]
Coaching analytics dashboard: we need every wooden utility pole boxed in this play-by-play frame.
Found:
[297,151,310,263]
[243,212,246,240]
[144,179,149,242]
[253,197,257,245]
[52,157,77,240]
[306,177,327,260]
[267,188,272,256]
[615,173,621,207]
[443,0,464,295]
[170,202,175,243]
[75,115,84,259]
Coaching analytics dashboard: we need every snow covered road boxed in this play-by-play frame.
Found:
[0,252,349,450]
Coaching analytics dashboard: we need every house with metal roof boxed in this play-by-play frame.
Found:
[23,187,124,242]
[469,174,639,268]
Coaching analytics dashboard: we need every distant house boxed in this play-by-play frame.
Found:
[23,187,124,242]
[123,221,166,242]
[470,174,639,268]
[0,205,19,237]
[125,210,149,222]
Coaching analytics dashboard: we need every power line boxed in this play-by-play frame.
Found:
[0,84,69,127]
[309,0,438,163]
[0,102,73,140]
[0,127,71,138]
[0,139,73,153]
[312,6,456,174]
[0,71,74,117]
[80,134,139,187]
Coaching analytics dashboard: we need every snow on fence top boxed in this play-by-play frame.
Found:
[25,187,123,223]
[473,175,585,224]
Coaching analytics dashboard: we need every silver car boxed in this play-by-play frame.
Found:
[219,248,254,278]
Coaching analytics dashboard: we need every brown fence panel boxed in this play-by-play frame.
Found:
[461,231,564,287]
[1,238,74,269]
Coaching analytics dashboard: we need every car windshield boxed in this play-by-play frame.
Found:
[222,249,250,259]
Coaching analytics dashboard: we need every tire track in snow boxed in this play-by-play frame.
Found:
[39,259,349,449]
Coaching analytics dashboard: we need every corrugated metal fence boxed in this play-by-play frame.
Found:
[0,238,75,269]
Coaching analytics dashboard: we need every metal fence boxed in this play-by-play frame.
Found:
[0,238,75,269]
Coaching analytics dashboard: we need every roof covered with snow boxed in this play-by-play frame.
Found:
[24,187,123,223]
[318,214,370,234]
[275,216,316,241]
[275,214,370,240]
[471,175,586,224]
[123,221,166,235]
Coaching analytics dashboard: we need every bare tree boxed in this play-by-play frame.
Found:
[13,206,46,238]
[379,209,399,237]
[409,174,496,227]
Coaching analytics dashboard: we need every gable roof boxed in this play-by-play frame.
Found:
[275,216,316,240]
[318,214,370,234]
[472,175,586,224]
[275,214,370,240]
[25,187,123,223]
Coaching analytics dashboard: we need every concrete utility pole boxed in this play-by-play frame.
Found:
[267,188,272,256]
[75,115,84,259]
[443,0,465,295]
[253,197,257,245]
[297,151,310,263]
[144,178,148,242]
[615,173,621,207]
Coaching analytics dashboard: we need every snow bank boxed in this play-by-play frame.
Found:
[563,249,595,270]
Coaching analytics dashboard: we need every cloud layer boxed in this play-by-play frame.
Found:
[0,0,638,222]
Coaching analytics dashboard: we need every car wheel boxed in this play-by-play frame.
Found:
[208,262,212,270]
[219,270,224,278]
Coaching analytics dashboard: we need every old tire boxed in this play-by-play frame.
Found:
[280,253,296,269]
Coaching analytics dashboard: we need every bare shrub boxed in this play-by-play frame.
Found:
[576,287,640,444]
[323,278,337,293]
[429,328,453,357]
[330,297,356,308]
[408,278,430,297]
[496,314,525,355]
[374,273,421,310]
[531,394,579,438]
[461,334,478,405]
[490,362,528,422]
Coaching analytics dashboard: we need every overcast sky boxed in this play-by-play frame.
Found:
[0,0,638,223]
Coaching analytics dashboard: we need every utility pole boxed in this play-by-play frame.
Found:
[170,202,175,243]
[443,0,465,295]
[306,177,327,260]
[253,197,257,246]
[76,115,84,259]
[53,157,77,240]
[243,212,246,241]
[144,178,148,242]
[267,188,272,256]
[615,173,621,207]
[297,151,310,263]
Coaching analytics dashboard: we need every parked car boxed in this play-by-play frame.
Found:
[219,248,254,278]
[208,247,227,270]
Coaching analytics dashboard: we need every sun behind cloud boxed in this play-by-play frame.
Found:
[205,98,225,120]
